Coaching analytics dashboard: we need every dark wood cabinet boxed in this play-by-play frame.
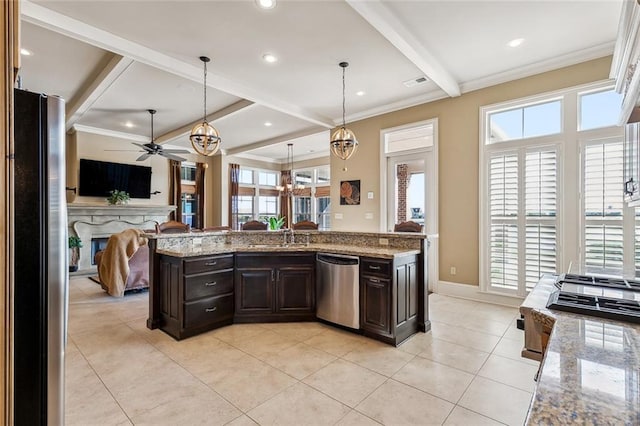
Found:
[360,254,418,346]
[159,253,234,340]
[234,253,315,322]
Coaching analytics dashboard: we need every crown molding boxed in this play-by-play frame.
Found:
[70,124,149,142]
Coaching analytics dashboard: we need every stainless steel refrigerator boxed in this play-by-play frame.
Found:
[13,88,67,425]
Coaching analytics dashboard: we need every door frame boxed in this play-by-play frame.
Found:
[379,119,439,292]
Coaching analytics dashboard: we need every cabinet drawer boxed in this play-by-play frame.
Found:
[361,258,392,277]
[184,270,233,301]
[184,254,234,275]
[184,294,233,328]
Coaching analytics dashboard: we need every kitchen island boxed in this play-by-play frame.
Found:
[522,278,640,424]
[145,230,430,346]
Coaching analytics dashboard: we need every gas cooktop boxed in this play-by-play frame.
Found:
[555,273,640,291]
[547,273,640,324]
[547,291,640,324]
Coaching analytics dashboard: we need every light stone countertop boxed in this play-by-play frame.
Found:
[155,243,420,259]
[523,277,640,425]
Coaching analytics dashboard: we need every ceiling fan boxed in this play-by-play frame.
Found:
[132,109,190,162]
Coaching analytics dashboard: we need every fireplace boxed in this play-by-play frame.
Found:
[90,238,109,265]
[67,204,176,273]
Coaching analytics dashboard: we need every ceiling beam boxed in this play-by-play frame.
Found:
[65,53,133,131]
[156,99,254,144]
[21,0,335,128]
[346,0,461,97]
[225,127,326,156]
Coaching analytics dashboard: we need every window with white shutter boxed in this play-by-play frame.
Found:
[487,148,558,294]
[489,153,519,289]
[525,149,558,290]
[582,141,625,276]
[481,83,625,297]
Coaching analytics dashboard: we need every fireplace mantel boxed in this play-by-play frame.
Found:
[67,204,176,273]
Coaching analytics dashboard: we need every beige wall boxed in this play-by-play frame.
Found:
[330,56,613,286]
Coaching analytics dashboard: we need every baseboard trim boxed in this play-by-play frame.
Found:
[436,281,523,308]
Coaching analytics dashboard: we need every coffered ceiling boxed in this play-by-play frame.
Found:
[18,0,623,163]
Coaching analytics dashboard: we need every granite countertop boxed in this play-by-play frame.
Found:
[155,243,420,259]
[524,277,640,425]
[147,229,428,240]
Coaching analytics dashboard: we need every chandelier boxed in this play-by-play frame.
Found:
[189,56,221,156]
[330,61,358,168]
[276,143,304,194]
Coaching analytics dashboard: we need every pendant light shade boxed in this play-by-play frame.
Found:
[190,56,221,157]
[330,61,358,162]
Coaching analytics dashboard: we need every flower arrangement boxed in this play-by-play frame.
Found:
[107,189,130,205]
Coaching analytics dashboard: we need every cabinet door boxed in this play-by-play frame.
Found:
[276,267,314,313]
[361,275,392,335]
[395,262,418,326]
[235,269,274,314]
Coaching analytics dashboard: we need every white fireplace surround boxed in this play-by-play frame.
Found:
[68,204,176,272]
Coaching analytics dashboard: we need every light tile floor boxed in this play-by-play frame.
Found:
[65,277,537,425]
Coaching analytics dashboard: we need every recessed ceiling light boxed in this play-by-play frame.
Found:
[20,48,32,56]
[262,53,278,63]
[264,121,272,127]
[507,38,524,48]
[124,121,134,128]
[256,0,276,9]
[356,91,366,96]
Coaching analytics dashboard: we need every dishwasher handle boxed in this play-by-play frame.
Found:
[317,253,359,266]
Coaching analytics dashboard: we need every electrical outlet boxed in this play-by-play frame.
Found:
[450,266,456,275]
[379,238,389,246]
[365,212,373,219]
[368,191,374,199]
[335,213,343,220]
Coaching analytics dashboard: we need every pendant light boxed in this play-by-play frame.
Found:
[330,61,358,170]
[190,56,221,156]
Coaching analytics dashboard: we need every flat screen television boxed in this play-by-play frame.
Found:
[78,159,152,199]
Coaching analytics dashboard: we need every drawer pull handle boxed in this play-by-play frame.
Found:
[205,282,217,286]
[370,278,380,283]
[205,307,217,313]
[369,265,381,270]
[205,261,218,266]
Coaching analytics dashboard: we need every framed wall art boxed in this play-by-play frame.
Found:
[340,180,361,205]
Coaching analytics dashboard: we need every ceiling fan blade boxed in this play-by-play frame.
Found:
[131,142,154,152]
[161,152,187,162]
[136,153,151,161]
[162,148,191,154]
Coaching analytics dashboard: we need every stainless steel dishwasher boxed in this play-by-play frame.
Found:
[316,253,360,329]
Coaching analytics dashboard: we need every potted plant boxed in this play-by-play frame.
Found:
[264,216,285,231]
[68,235,82,272]
[107,189,130,205]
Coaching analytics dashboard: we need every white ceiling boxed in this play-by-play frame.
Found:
[18,0,623,164]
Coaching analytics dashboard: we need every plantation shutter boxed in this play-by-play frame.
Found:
[583,142,624,275]
[489,153,519,289]
[524,149,558,289]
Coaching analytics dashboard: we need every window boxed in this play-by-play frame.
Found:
[292,165,331,230]
[481,83,626,296]
[488,99,562,143]
[487,147,558,292]
[232,167,279,229]
[579,89,623,131]
[180,163,198,228]
[582,140,625,275]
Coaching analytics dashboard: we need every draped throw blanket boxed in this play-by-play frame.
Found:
[98,229,148,297]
